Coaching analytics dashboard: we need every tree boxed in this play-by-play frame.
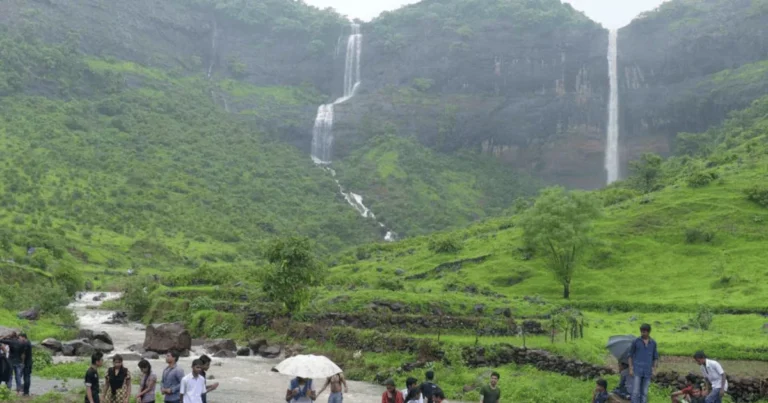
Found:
[629,153,663,193]
[261,237,323,314]
[520,187,600,299]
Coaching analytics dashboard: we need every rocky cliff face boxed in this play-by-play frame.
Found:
[618,0,768,171]
[330,0,611,188]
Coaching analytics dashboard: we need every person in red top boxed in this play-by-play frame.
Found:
[382,379,405,403]
[671,374,698,403]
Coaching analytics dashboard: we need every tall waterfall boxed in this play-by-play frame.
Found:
[311,23,362,164]
[605,29,620,184]
[310,23,397,241]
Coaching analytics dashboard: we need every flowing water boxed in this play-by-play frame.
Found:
[605,29,620,185]
[59,292,387,402]
[309,23,397,241]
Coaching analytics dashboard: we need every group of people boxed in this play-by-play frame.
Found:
[84,350,219,403]
[286,370,501,403]
[591,324,728,403]
[0,332,32,396]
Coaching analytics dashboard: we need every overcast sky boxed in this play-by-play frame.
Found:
[304,0,670,29]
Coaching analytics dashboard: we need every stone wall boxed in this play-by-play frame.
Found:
[463,344,614,379]
[653,372,768,403]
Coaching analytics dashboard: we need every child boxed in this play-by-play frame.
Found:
[689,385,706,403]
[593,379,609,403]
[671,374,697,403]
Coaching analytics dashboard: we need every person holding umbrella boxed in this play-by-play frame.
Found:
[627,324,659,403]
[275,355,342,403]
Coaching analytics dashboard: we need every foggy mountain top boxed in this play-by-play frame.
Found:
[304,0,670,29]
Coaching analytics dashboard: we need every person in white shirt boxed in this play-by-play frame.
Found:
[180,359,207,403]
[403,377,423,403]
[694,351,727,403]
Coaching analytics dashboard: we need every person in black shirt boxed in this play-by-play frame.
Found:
[419,371,441,403]
[85,352,104,403]
[20,333,32,396]
[0,333,24,394]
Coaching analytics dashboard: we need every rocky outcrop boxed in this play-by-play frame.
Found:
[143,323,191,354]
[63,340,96,357]
[41,338,62,353]
[258,345,282,359]
[463,344,613,379]
[17,308,39,321]
[203,339,237,355]
[0,326,19,339]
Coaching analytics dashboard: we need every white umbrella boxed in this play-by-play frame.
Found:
[274,354,343,379]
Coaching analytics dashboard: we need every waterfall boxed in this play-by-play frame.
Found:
[207,18,218,79]
[310,23,397,241]
[605,29,620,184]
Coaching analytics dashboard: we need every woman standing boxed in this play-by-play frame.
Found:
[103,355,131,403]
[137,359,157,403]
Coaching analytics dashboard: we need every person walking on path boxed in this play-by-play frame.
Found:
[0,332,25,395]
[318,372,348,403]
[161,351,185,403]
[103,354,131,403]
[694,351,727,403]
[381,379,405,403]
[137,360,157,403]
[85,352,104,403]
[479,372,501,403]
[628,323,659,403]
[20,333,31,397]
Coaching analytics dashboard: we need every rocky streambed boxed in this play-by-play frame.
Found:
[42,292,388,402]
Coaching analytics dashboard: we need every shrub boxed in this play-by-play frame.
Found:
[744,186,768,207]
[689,305,714,330]
[52,264,84,296]
[687,170,719,188]
[376,278,404,291]
[428,236,463,254]
[684,228,715,244]
[600,187,640,207]
[190,296,215,312]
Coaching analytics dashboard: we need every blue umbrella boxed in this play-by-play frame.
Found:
[606,335,636,364]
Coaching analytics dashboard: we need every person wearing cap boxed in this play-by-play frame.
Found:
[381,379,404,403]
[694,351,727,403]
[628,324,658,403]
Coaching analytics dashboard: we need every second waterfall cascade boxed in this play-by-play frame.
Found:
[310,23,396,241]
[605,29,620,184]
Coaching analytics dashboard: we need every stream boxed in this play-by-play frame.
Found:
[48,292,388,402]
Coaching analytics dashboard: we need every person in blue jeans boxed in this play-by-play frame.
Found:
[0,333,25,395]
[628,323,659,403]
[694,351,728,403]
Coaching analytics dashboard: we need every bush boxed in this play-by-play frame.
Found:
[52,264,84,296]
[689,305,714,330]
[684,228,715,244]
[32,346,53,371]
[376,278,404,291]
[123,277,156,320]
[428,236,463,254]
[190,296,215,312]
[744,186,768,207]
[686,170,719,187]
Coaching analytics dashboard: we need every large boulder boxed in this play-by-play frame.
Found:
[213,350,236,358]
[203,339,237,355]
[258,345,282,359]
[236,347,251,357]
[92,331,113,345]
[64,340,95,357]
[248,339,268,352]
[17,308,40,321]
[77,329,95,340]
[41,338,63,352]
[91,339,114,353]
[61,343,76,356]
[142,351,160,360]
[143,323,191,353]
[0,326,20,339]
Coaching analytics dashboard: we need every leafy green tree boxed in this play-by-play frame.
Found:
[629,153,663,194]
[520,187,600,299]
[261,237,323,314]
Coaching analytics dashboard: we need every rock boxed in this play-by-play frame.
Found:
[248,339,268,352]
[92,331,113,345]
[41,338,63,352]
[143,323,191,353]
[473,304,485,314]
[0,326,20,339]
[191,339,206,347]
[91,339,114,353]
[395,268,405,276]
[77,329,95,340]
[61,343,76,356]
[258,345,282,359]
[17,308,39,321]
[236,347,251,356]
[208,374,216,380]
[114,353,142,361]
[180,349,191,358]
[103,312,128,325]
[203,339,237,354]
[142,351,160,360]
[213,350,236,358]
[128,344,146,354]
[64,340,95,357]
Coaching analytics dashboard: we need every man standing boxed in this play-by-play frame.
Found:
[318,372,348,403]
[479,372,501,403]
[180,359,206,403]
[85,352,104,403]
[694,351,727,403]
[628,324,659,403]
[161,351,185,403]
[402,377,422,403]
[198,355,219,403]
[419,371,441,403]
[20,333,31,397]
[0,332,24,395]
